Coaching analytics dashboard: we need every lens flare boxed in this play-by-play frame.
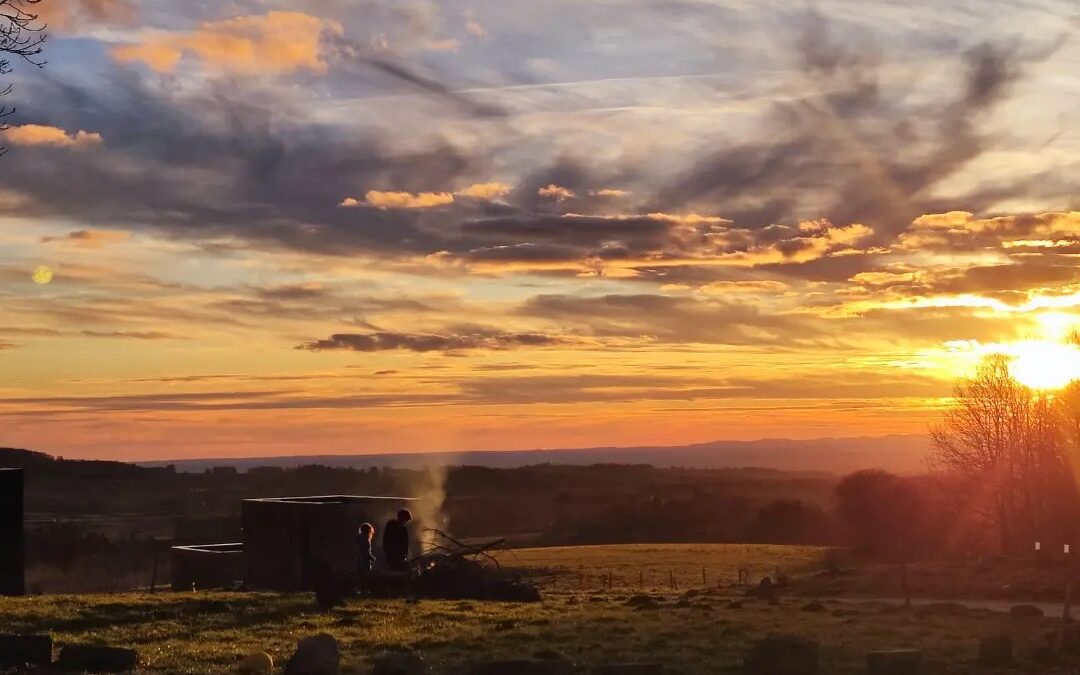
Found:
[31,265,53,285]
[1005,340,1080,390]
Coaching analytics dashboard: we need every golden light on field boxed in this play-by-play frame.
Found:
[31,265,53,285]
[1004,340,1080,390]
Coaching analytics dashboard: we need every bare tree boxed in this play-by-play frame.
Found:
[1,0,46,155]
[930,354,1059,553]
[931,352,1080,554]
[1051,332,1080,540]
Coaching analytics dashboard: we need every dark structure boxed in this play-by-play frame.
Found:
[170,542,244,591]
[241,495,416,591]
[0,468,24,596]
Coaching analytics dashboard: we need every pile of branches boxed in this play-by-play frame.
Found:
[408,530,541,602]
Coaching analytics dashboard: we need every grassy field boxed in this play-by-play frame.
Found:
[496,543,829,590]
[791,555,1076,603]
[1,544,1075,674]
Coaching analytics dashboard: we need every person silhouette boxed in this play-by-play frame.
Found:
[357,522,376,576]
[382,509,412,572]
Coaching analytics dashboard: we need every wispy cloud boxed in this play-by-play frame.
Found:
[298,330,583,353]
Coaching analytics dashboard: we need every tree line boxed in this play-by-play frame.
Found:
[837,352,1080,559]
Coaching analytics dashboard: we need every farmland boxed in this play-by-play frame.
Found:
[1,544,1074,674]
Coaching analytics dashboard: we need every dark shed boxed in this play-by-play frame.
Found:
[241,495,417,591]
[0,468,25,596]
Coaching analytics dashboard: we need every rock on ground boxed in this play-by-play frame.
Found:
[0,634,52,668]
[372,649,426,675]
[470,659,575,675]
[284,633,340,675]
[1010,604,1044,618]
[592,664,664,674]
[866,649,921,675]
[742,634,819,675]
[977,636,1013,666]
[57,644,138,673]
[238,651,274,674]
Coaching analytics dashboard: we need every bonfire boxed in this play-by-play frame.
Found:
[408,530,541,602]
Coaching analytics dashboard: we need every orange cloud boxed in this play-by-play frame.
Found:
[341,183,510,209]
[38,0,137,30]
[465,15,488,39]
[42,229,130,248]
[111,43,183,71]
[456,182,511,200]
[899,211,1080,251]
[425,38,461,52]
[538,184,575,200]
[111,12,343,74]
[697,280,790,295]
[364,190,455,210]
[1001,240,1072,249]
[6,125,104,150]
[592,188,631,198]
[850,271,920,287]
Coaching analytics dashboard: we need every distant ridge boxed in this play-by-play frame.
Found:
[138,434,930,474]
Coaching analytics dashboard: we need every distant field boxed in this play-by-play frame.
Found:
[497,543,829,589]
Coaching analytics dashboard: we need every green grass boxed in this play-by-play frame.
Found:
[0,544,1073,674]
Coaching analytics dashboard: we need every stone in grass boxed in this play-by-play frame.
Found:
[284,633,340,675]
[866,649,921,675]
[756,577,777,602]
[0,633,52,668]
[915,602,967,618]
[1010,604,1044,619]
[470,660,575,675]
[977,636,1013,667]
[801,601,826,612]
[238,651,275,675]
[372,648,426,675]
[592,664,664,675]
[57,644,138,673]
[741,633,819,675]
[624,595,659,608]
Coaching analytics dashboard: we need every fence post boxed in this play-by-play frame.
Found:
[1057,545,1075,655]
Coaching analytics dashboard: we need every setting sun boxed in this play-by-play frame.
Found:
[1002,341,1080,390]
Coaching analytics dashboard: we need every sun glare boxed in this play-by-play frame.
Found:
[1004,340,1080,390]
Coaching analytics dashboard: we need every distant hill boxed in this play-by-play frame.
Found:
[138,434,930,474]
[0,447,147,476]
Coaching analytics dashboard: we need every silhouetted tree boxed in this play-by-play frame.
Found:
[748,499,828,545]
[835,470,920,558]
[1,0,46,154]
[931,353,1074,554]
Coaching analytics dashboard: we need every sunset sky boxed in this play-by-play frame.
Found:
[1,0,1079,461]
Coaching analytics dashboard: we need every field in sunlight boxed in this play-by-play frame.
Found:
[496,543,829,589]
[1,544,1074,674]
